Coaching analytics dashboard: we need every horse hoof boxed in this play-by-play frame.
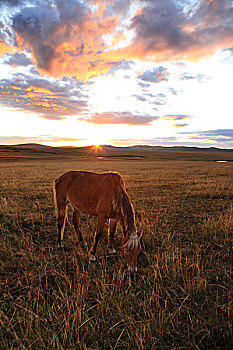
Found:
[89,254,97,262]
[108,248,116,255]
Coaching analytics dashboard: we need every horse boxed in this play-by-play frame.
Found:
[54,171,141,273]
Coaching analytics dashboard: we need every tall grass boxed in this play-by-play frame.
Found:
[0,159,232,349]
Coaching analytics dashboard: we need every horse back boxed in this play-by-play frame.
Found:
[54,171,125,217]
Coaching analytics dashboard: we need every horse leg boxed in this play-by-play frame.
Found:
[72,209,87,250]
[56,203,67,248]
[89,215,106,262]
[108,218,118,254]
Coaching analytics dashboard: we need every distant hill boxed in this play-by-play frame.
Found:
[1,143,233,162]
[1,143,233,152]
[15,143,53,149]
[130,145,233,152]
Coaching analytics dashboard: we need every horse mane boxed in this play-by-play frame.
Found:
[111,178,138,252]
[120,190,136,233]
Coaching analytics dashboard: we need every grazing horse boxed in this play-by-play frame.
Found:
[54,171,141,273]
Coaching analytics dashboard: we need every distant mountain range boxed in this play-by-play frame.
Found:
[1,143,233,163]
[1,143,233,153]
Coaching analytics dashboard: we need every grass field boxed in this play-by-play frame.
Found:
[0,148,232,349]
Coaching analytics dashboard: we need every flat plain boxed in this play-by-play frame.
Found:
[0,145,232,349]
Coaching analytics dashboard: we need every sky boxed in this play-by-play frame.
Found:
[0,0,233,148]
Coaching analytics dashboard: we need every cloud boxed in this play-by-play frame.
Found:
[5,0,131,80]
[80,111,159,125]
[138,66,169,83]
[163,114,192,121]
[225,47,233,55]
[127,0,233,62]
[137,81,151,89]
[0,0,22,6]
[112,132,233,147]
[0,73,88,119]
[0,135,87,144]
[150,94,167,106]
[132,94,147,102]
[178,129,233,147]
[0,40,13,55]
[167,87,179,95]
[107,59,135,74]
[140,136,179,144]
[180,73,206,82]
[3,52,32,66]
[0,0,232,82]
[173,123,188,127]
[109,136,179,146]
[181,129,233,141]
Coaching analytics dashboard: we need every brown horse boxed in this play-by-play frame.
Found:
[54,171,141,273]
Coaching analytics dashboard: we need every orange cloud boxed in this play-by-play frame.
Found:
[2,0,233,81]
[0,75,87,119]
[26,86,54,95]
[9,0,131,81]
[0,41,14,56]
[80,111,159,125]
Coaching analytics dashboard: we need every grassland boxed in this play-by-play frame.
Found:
[0,146,232,349]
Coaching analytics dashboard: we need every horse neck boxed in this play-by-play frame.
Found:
[120,190,137,238]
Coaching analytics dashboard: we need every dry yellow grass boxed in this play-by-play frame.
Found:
[0,157,232,349]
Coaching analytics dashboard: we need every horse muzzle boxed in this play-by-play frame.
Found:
[128,265,137,274]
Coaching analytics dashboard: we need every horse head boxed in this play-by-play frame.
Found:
[122,231,141,273]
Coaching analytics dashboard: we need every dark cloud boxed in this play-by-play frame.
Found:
[129,0,233,61]
[4,52,32,66]
[0,0,22,7]
[80,111,159,125]
[138,66,169,83]
[0,73,88,119]
[12,7,59,71]
[10,1,88,74]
